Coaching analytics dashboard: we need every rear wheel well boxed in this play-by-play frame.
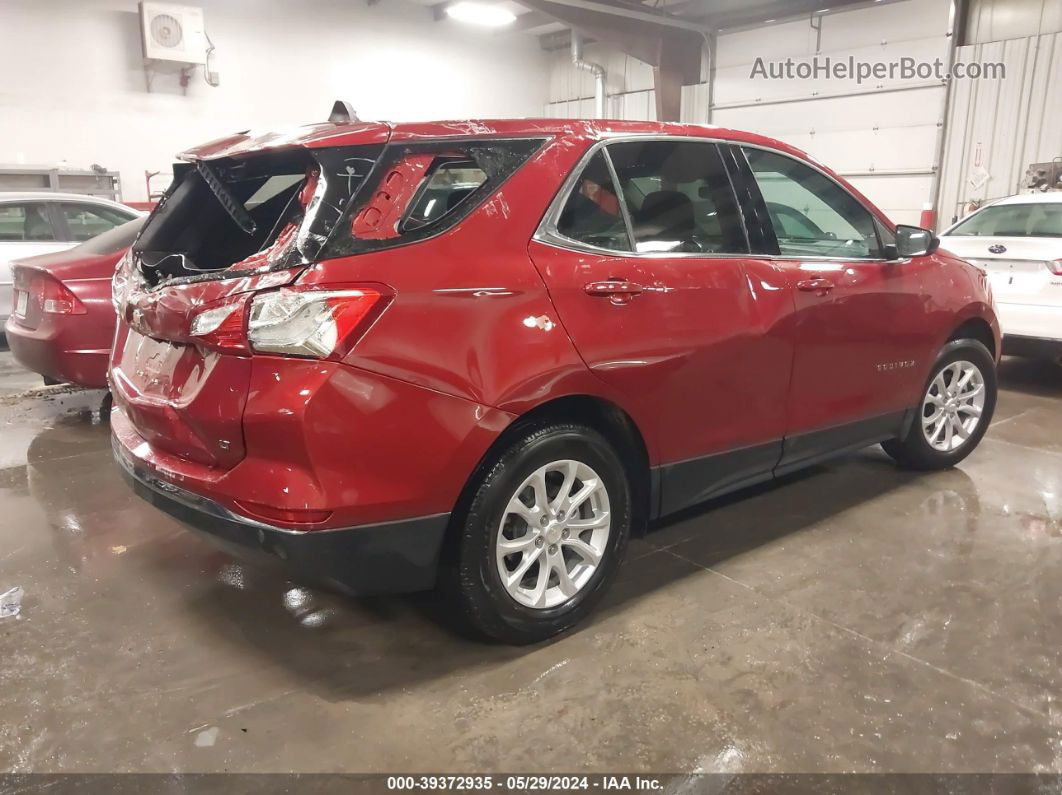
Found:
[443,396,652,567]
[949,318,995,358]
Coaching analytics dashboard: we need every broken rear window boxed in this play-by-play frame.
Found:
[323,137,545,258]
[133,145,381,285]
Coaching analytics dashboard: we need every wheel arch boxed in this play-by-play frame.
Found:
[948,315,997,359]
[441,394,654,568]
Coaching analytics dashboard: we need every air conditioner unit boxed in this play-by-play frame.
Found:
[139,2,207,65]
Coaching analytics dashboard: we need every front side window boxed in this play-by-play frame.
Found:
[59,203,134,241]
[607,141,747,254]
[744,148,882,259]
[947,203,1062,238]
[0,202,57,242]
[555,150,630,252]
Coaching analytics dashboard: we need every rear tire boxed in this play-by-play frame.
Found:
[882,339,996,470]
[449,422,631,645]
[43,376,62,386]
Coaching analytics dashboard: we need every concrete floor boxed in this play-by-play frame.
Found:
[1,345,1061,774]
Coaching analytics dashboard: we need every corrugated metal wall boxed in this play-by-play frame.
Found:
[937,31,1062,227]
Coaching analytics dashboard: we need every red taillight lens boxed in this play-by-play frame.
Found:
[34,273,86,315]
[1048,259,1062,276]
[187,295,251,354]
[247,284,388,359]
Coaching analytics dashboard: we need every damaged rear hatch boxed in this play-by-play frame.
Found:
[111,122,391,471]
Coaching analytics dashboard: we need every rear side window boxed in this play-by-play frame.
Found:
[743,148,882,259]
[59,202,134,241]
[607,141,747,254]
[326,138,546,257]
[75,216,146,255]
[555,150,630,252]
[402,159,488,231]
[0,203,57,242]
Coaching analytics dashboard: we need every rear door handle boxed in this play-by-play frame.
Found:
[585,280,644,304]
[796,278,835,295]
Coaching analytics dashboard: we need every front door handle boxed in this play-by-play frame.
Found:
[585,279,644,304]
[796,278,835,295]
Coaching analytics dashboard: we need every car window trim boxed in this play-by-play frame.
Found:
[601,147,638,252]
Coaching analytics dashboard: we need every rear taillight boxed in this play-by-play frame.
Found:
[35,273,86,315]
[188,295,251,354]
[111,252,132,312]
[185,284,388,358]
[1048,259,1062,276]
[247,285,387,359]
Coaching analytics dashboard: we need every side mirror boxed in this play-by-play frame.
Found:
[892,224,940,259]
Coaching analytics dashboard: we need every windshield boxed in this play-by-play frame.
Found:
[948,202,1062,238]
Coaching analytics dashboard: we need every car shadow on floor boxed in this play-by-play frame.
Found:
[997,355,1062,399]
[157,449,956,702]
[18,389,990,703]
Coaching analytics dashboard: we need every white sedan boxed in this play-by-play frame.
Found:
[939,192,1062,360]
[0,192,143,326]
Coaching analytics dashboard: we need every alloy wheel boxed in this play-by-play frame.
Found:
[921,360,986,452]
[495,459,611,610]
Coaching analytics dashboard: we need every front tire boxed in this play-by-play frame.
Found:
[449,422,631,645]
[882,338,996,470]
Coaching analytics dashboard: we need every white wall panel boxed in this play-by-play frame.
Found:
[965,0,1062,44]
[713,36,948,106]
[0,0,549,201]
[547,42,653,103]
[706,85,944,133]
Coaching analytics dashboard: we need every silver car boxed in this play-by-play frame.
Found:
[0,192,142,326]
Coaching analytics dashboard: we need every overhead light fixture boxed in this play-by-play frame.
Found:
[445,1,516,26]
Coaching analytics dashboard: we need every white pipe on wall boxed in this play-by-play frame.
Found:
[571,31,607,118]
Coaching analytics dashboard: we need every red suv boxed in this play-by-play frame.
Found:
[111,118,999,644]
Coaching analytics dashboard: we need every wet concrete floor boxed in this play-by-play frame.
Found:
[1,347,1061,773]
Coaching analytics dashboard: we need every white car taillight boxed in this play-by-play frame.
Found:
[247,285,387,359]
[1048,259,1062,276]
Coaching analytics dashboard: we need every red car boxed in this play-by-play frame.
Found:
[6,218,145,388]
[110,118,999,643]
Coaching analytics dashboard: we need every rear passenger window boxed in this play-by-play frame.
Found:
[0,203,57,241]
[743,148,882,259]
[333,138,545,257]
[402,159,488,231]
[59,203,132,241]
[607,141,747,254]
[555,151,631,252]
